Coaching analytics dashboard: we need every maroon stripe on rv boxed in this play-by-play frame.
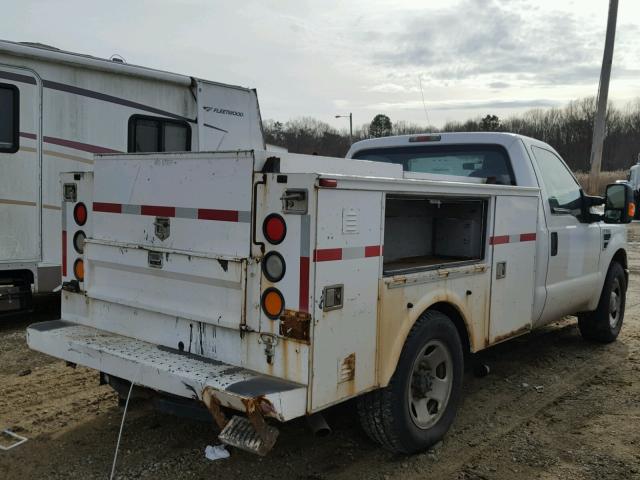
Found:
[141,205,175,217]
[299,256,310,312]
[41,80,195,123]
[93,202,122,213]
[313,248,342,262]
[43,136,119,154]
[0,70,38,85]
[520,232,537,242]
[20,132,121,154]
[197,208,238,222]
[2,68,198,125]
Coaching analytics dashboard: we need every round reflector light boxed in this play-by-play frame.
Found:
[74,202,88,226]
[261,287,285,320]
[262,251,286,283]
[263,214,286,245]
[73,258,84,282]
[73,230,86,254]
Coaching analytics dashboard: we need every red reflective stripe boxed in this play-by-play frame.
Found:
[299,256,310,312]
[198,208,238,222]
[364,245,381,257]
[141,205,175,217]
[491,233,537,245]
[62,230,67,276]
[93,202,122,213]
[313,248,342,262]
[490,235,510,245]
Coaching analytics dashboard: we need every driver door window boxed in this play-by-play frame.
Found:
[531,146,582,216]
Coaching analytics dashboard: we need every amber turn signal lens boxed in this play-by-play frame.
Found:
[261,287,285,320]
[74,202,87,226]
[628,202,636,219]
[73,258,84,282]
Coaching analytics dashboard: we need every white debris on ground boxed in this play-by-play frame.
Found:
[205,444,230,461]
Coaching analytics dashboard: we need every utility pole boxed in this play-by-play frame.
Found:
[588,0,618,194]
[335,113,353,145]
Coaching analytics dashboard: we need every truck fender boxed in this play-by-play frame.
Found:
[377,287,474,388]
[588,227,627,311]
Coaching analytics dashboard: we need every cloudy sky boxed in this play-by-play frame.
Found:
[3,0,640,130]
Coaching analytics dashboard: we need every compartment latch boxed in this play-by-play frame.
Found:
[154,216,170,240]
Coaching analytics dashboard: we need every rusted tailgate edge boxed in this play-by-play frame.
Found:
[26,320,307,422]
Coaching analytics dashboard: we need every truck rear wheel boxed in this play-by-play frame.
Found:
[357,310,463,453]
[578,261,626,343]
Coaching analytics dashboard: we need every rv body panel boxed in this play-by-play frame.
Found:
[0,40,264,301]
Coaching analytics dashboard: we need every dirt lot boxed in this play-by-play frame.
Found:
[2,226,640,479]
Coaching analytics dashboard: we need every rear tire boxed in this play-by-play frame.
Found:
[357,310,464,453]
[578,261,626,343]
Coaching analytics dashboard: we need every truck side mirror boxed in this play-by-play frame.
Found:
[604,183,635,223]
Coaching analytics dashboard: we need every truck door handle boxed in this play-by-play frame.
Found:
[550,232,558,256]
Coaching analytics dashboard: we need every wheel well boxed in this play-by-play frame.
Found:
[611,249,628,285]
[612,249,627,270]
[428,302,471,355]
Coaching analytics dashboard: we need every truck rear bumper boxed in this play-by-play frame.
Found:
[27,320,307,422]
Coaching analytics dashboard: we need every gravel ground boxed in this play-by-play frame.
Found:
[1,224,640,479]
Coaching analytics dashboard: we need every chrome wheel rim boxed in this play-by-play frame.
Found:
[609,278,622,328]
[408,339,453,429]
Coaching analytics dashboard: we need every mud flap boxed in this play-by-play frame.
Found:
[218,415,279,456]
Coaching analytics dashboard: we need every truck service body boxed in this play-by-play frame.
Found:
[0,40,264,312]
[26,130,631,453]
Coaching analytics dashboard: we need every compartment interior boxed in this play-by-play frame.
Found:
[383,195,487,275]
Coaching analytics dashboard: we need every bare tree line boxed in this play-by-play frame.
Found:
[263,97,640,172]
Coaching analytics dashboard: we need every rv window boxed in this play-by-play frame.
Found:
[0,83,19,153]
[128,115,191,153]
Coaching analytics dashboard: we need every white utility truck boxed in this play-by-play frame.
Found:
[28,133,633,455]
[0,40,264,312]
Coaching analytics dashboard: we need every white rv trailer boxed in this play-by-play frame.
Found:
[0,40,264,312]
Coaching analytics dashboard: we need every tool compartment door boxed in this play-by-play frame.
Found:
[311,188,383,411]
[489,195,538,343]
[92,151,255,258]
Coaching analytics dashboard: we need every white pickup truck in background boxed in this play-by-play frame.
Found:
[27,132,634,455]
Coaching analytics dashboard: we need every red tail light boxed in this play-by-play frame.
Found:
[263,214,286,245]
[74,202,87,226]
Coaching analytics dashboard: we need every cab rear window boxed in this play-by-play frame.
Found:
[352,144,515,185]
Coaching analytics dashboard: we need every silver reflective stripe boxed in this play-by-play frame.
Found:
[237,210,252,223]
[341,246,365,260]
[175,207,198,219]
[300,215,310,257]
[122,204,141,215]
